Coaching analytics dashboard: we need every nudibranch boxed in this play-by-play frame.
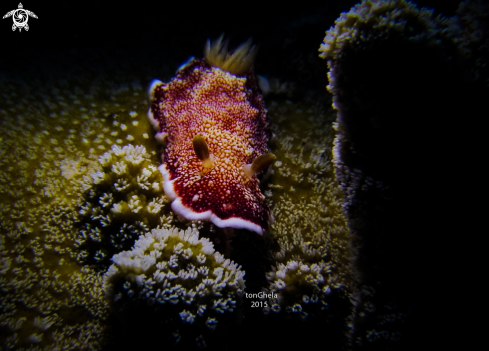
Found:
[147,37,274,235]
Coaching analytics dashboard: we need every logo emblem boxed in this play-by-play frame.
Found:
[3,3,37,32]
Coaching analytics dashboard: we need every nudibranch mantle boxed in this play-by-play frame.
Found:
[148,55,272,235]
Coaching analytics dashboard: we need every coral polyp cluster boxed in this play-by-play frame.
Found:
[104,227,245,345]
[0,66,154,349]
[319,0,487,349]
[319,0,440,62]
[266,260,336,316]
[76,144,167,266]
[263,185,351,321]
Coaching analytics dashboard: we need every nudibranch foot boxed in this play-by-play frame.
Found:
[148,38,273,236]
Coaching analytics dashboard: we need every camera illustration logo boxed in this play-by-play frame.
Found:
[3,3,38,32]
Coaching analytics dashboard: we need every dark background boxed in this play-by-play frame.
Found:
[0,0,463,85]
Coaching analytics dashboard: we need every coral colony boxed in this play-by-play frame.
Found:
[77,144,167,266]
[320,0,487,349]
[0,31,352,348]
[13,0,488,347]
[104,227,246,337]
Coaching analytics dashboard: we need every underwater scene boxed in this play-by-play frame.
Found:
[1,1,486,350]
